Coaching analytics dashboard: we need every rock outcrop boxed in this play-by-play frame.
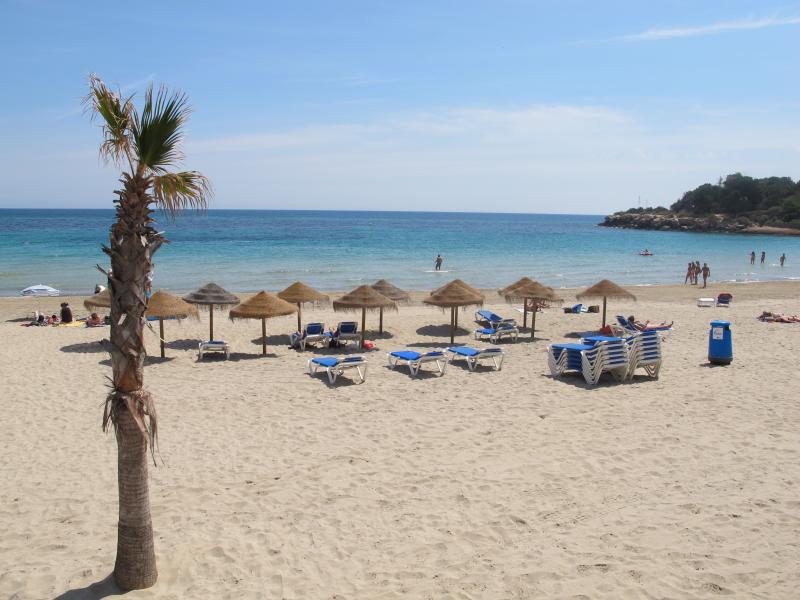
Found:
[600,211,754,234]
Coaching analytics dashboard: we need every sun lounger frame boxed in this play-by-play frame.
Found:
[446,346,505,371]
[387,350,448,376]
[198,340,230,360]
[307,356,367,384]
[473,325,519,343]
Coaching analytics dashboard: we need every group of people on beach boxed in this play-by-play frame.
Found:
[27,301,105,327]
[684,261,711,288]
[750,251,787,266]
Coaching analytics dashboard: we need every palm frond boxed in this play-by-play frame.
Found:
[151,171,211,217]
[83,73,134,166]
[131,84,191,174]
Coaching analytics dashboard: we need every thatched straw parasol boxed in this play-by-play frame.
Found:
[371,279,410,333]
[229,291,297,355]
[84,288,110,311]
[432,278,483,298]
[145,290,198,358]
[277,281,329,332]
[423,279,484,343]
[500,277,563,339]
[333,285,396,349]
[577,279,636,328]
[183,283,240,340]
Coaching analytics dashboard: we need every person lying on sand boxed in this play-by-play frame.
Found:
[86,312,104,327]
[627,315,674,331]
[758,311,800,323]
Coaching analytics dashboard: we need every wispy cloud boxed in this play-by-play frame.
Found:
[620,15,800,42]
[120,73,157,93]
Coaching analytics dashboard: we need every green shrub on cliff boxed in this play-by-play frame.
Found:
[671,173,800,222]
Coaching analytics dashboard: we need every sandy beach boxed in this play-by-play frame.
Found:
[2,281,800,599]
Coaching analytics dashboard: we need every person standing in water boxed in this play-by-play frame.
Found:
[761,251,766,265]
[780,253,786,267]
[684,262,693,284]
[701,263,710,288]
[434,254,443,271]
[750,251,756,265]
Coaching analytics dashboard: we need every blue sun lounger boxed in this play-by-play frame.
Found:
[198,340,230,360]
[474,324,519,343]
[333,321,359,345]
[387,350,447,376]
[292,322,330,350]
[307,355,367,384]
[614,315,672,336]
[446,346,505,371]
[474,309,517,328]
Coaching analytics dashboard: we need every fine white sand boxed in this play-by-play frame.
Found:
[2,281,800,599]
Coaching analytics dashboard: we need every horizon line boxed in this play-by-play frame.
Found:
[0,207,608,217]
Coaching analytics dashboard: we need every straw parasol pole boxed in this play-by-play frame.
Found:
[576,279,636,328]
[145,291,198,358]
[183,283,240,340]
[423,279,484,343]
[333,285,396,349]
[229,291,297,355]
[277,281,329,333]
[84,288,111,311]
[371,279,410,333]
[500,277,563,339]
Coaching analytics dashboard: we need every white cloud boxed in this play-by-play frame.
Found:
[4,102,799,213]
[620,15,800,41]
[177,103,800,213]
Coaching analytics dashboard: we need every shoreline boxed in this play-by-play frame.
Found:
[5,279,800,315]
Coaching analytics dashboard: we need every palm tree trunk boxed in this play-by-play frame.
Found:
[114,405,157,590]
[104,175,160,590]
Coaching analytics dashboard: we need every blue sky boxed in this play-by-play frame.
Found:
[1,0,798,213]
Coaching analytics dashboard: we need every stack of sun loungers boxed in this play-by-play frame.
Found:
[624,329,662,380]
[547,335,629,385]
[548,332,662,385]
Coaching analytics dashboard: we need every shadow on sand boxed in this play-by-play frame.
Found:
[60,340,110,354]
[164,338,199,351]
[53,574,122,600]
[249,334,293,347]
[415,324,470,338]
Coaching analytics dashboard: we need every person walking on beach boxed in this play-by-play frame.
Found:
[434,254,443,271]
[701,263,710,288]
[684,262,693,284]
[761,251,766,265]
[780,253,786,267]
[750,251,756,265]
[694,260,701,284]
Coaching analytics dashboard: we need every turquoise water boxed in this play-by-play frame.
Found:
[1,209,799,296]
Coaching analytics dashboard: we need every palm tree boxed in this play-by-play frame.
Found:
[85,74,211,591]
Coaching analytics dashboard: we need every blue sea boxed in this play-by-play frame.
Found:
[1,209,799,296]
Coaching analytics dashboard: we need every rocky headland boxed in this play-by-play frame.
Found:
[600,211,800,236]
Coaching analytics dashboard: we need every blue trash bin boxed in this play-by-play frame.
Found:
[708,320,732,364]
